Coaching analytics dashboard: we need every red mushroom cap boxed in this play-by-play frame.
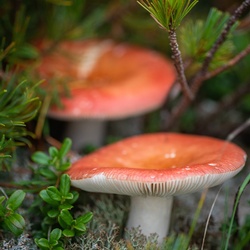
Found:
[35,39,176,120]
[67,133,247,196]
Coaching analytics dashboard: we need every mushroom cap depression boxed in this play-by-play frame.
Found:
[35,39,176,120]
[67,133,247,196]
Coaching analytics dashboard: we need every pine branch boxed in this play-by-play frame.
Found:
[167,51,250,130]
[138,0,197,100]
[0,77,41,170]
[203,44,250,81]
[169,27,194,100]
[179,8,237,73]
[166,0,250,129]
[138,0,198,30]
[192,0,250,92]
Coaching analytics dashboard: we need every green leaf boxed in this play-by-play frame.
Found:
[63,193,73,200]
[49,146,59,157]
[14,44,39,60]
[4,213,25,236]
[74,222,86,232]
[76,212,93,224]
[59,174,71,197]
[58,138,72,158]
[58,209,73,227]
[62,228,75,237]
[49,239,58,247]
[48,209,60,218]
[0,196,6,204]
[32,151,51,165]
[0,206,6,217]
[6,190,25,211]
[57,217,68,229]
[59,203,73,211]
[46,187,62,201]
[40,190,60,206]
[58,162,71,171]
[35,238,50,249]
[49,228,62,242]
[53,247,64,250]
[49,155,58,166]
[68,191,79,204]
[38,167,58,180]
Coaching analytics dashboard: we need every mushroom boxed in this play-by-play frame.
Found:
[66,133,247,242]
[35,39,176,151]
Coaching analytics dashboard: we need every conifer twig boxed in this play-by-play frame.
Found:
[169,27,194,100]
[137,0,197,100]
[202,44,250,81]
[166,0,250,129]
[192,0,250,92]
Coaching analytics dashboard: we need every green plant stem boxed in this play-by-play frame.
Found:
[188,189,207,243]
[166,0,250,130]
[0,182,50,193]
[0,187,8,199]
[0,42,15,61]
[201,186,223,250]
[168,27,193,100]
[224,173,250,250]
[35,91,52,139]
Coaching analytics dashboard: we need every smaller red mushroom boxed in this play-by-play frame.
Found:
[67,133,247,242]
[34,40,176,151]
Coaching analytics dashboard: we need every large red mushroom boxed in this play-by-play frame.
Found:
[67,133,246,243]
[35,39,176,150]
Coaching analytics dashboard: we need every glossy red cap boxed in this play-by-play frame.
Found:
[67,133,246,196]
[35,39,176,120]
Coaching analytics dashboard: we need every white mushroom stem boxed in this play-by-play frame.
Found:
[126,196,173,242]
[64,119,106,152]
